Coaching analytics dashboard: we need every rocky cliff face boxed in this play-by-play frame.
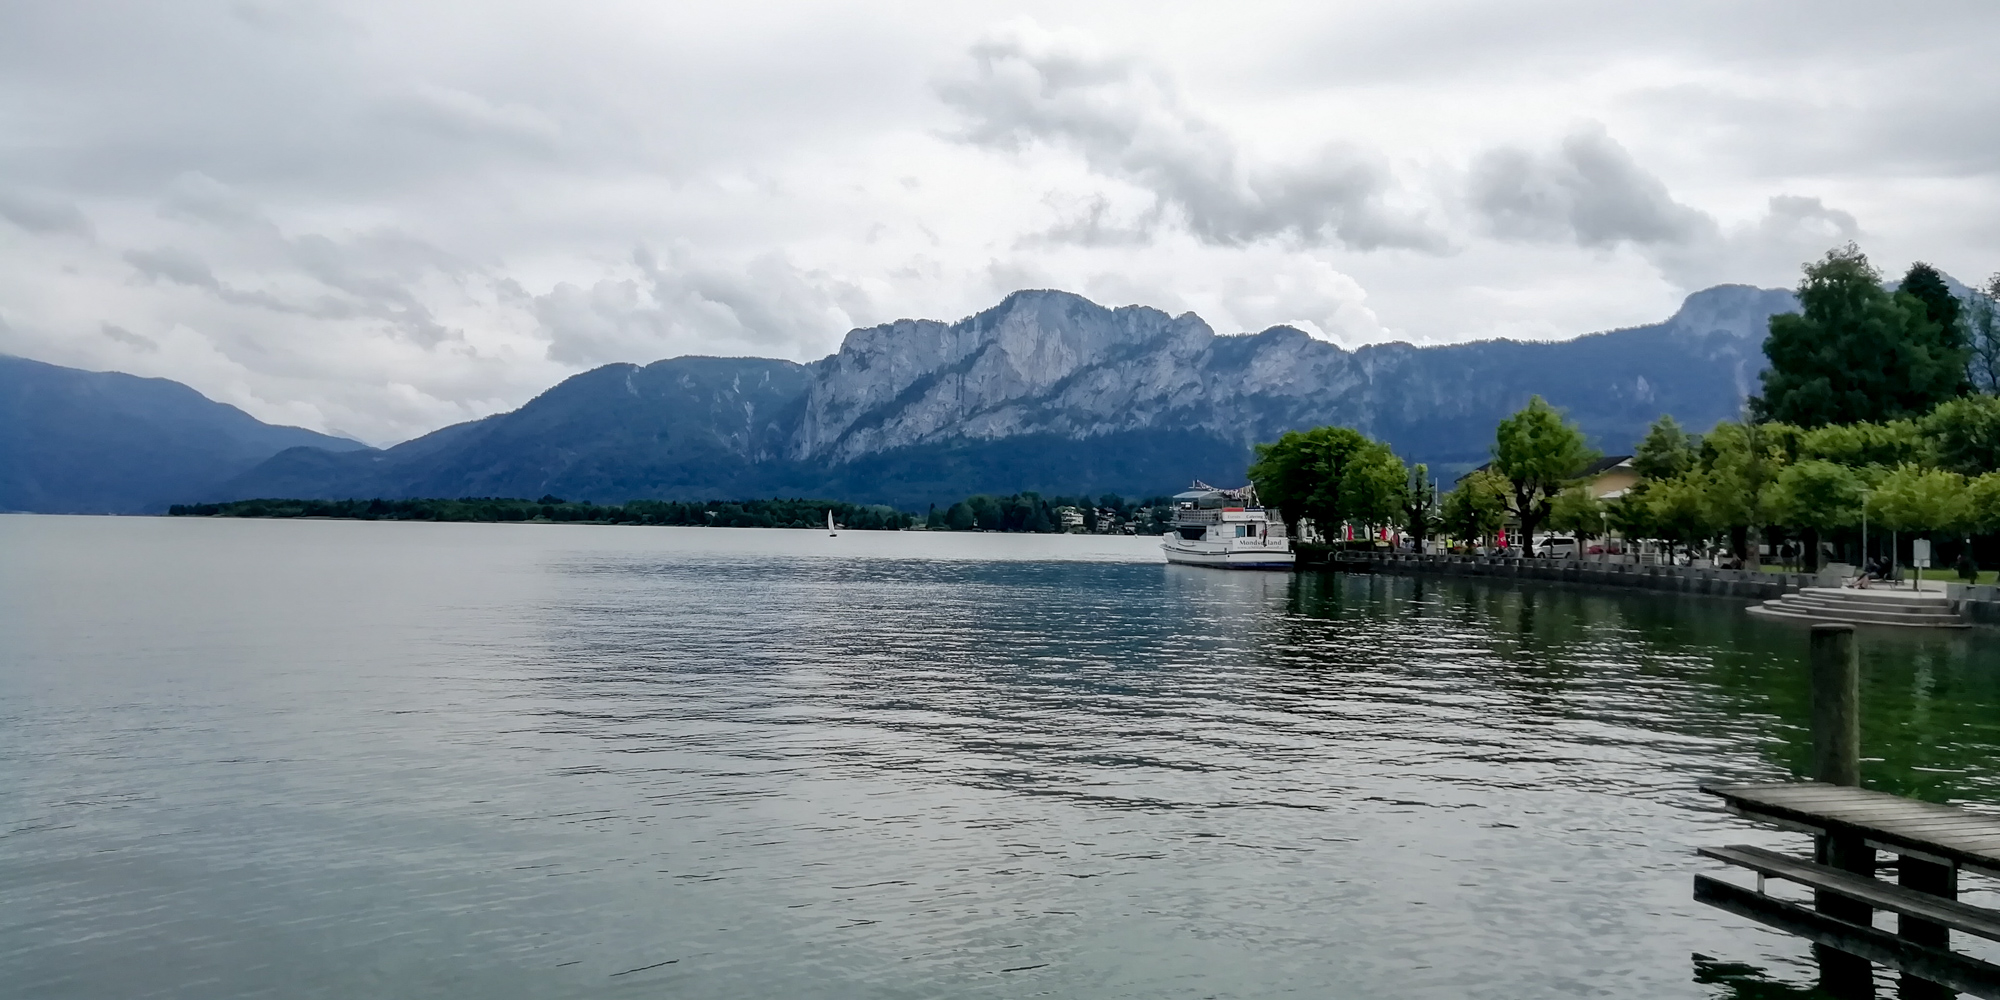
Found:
[788,283,1796,472]
[209,283,1802,506]
[793,292,1216,461]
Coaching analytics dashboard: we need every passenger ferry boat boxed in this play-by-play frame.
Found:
[1160,482,1294,569]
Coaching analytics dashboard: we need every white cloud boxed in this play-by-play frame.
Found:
[938,21,1445,252]
[0,1,1995,445]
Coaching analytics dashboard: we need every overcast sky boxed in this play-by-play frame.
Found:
[3,1,1996,444]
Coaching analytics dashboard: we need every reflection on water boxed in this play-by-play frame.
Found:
[2,515,1998,999]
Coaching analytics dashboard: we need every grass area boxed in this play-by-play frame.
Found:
[1913,567,1998,584]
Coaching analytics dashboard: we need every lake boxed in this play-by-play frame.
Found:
[5,514,2000,999]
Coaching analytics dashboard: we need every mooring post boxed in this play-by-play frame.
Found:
[1810,623,1875,997]
[1811,624,1861,787]
[1898,853,1957,1000]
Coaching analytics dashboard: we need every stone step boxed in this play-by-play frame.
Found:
[1777,596,1961,619]
[1795,587,1954,608]
[1766,593,1958,615]
[1761,606,1964,627]
[1749,601,1969,629]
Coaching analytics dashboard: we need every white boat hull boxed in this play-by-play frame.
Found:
[1160,537,1294,569]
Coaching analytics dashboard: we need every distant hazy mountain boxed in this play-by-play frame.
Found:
[0,355,366,513]
[215,283,1800,507]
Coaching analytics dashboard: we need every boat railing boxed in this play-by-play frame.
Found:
[1173,508,1224,525]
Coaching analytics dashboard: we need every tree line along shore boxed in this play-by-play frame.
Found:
[168,493,1184,534]
[1251,246,2000,578]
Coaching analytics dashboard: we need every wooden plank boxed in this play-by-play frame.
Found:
[1712,783,1882,803]
[1870,817,2000,834]
[1693,876,2000,999]
[1704,782,2000,870]
[1699,845,2000,943]
[1722,795,1997,830]
[1854,816,2000,832]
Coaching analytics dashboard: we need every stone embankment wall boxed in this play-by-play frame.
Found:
[1959,586,2000,626]
[1311,549,1815,600]
[1309,549,2000,623]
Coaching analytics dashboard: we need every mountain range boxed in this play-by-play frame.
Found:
[0,354,365,514]
[5,283,1802,513]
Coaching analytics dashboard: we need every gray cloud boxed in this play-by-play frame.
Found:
[123,224,460,348]
[0,189,93,237]
[0,5,1993,444]
[1471,124,1716,247]
[99,322,157,352]
[537,246,866,367]
[1469,124,1863,288]
[938,24,1446,253]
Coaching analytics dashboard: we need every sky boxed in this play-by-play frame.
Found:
[3,1,1997,445]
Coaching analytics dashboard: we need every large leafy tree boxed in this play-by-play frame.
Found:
[1341,443,1408,530]
[1644,475,1719,559]
[1492,395,1599,545]
[1441,469,1508,545]
[1248,425,1391,537]
[1968,472,2000,534]
[1400,463,1440,550]
[1770,459,1866,571]
[1867,465,1969,537]
[1798,418,1925,468]
[1753,244,1969,427]
[1633,414,1699,481]
[1699,421,1787,569]
[1922,395,2000,477]
[1548,485,1604,553]
[1899,262,1965,350]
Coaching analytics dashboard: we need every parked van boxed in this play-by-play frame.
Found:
[1539,536,1580,559]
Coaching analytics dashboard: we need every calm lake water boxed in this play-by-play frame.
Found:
[6,514,2000,999]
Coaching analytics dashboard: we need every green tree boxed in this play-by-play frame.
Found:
[1247,425,1379,537]
[944,501,976,531]
[1604,485,1655,552]
[1548,485,1604,554]
[1699,421,1786,569]
[1440,470,1508,546]
[1899,261,1966,360]
[1024,496,1056,533]
[1633,414,1698,481]
[1753,244,1970,427]
[1492,395,1599,547]
[1867,465,1970,537]
[1400,463,1440,550]
[1340,442,1407,531]
[1922,395,2000,477]
[1645,476,1719,560]
[1967,472,2000,534]
[968,495,1002,531]
[1798,419,1925,468]
[1770,459,1867,572]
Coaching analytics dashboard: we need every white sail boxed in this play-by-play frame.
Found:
[827,510,837,536]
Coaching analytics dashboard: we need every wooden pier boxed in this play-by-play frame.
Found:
[1696,624,2000,998]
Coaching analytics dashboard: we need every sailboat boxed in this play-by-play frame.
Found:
[827,509,837,536]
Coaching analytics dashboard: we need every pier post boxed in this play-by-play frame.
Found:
[1898,855,1956,1000]
[1811,624,1861,787]
[1810,624,1874,997]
